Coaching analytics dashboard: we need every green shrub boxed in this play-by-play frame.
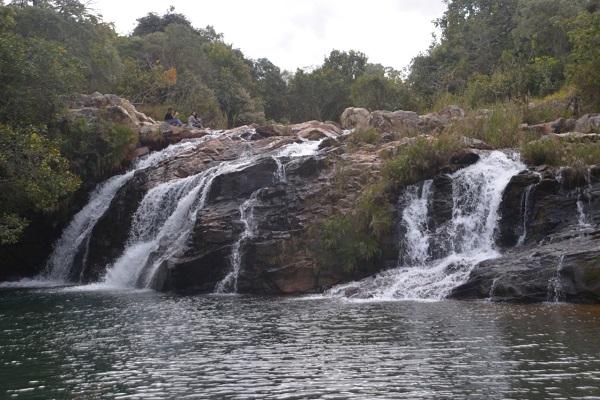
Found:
[447,103,525,149]
[381,135,461,190]
[523,102,570,126]
[347,128,381,146]
[311,180,392,274]
[0,124,80,245]
[521,138,563,166]
[60,115,138,179]
[522,136,600,169]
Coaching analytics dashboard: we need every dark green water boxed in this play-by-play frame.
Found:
[1,288,600,399]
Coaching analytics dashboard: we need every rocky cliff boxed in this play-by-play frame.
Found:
[9,95,600,303]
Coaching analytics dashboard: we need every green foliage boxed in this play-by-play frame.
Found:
[9,2,122,93]
[523,101,570,125]
[0,124,80,244]
[350,73,422,112]
[250,58,289,122]
[132,9,195,36]
[347,128,381,146]
[316,182,391,274]
[522,136,600,168]
[381,135,461,190]
[566,11,600,111]
[59,116,138,179]
[0,213,28,246]
[288,50,368,123]
[408,0,590,108]
[447,103,526,149]
[0,31,84,125]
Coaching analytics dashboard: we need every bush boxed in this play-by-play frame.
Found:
[347,128,381,146]
[445,102,528,149]
[381,135,461,190]
[522,136,600,172]
[315,183,391,274]
[0,124,80,245]
[523,99,571,126]
[60,115,138,179]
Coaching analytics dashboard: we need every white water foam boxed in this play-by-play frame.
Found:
[326,151,525,301]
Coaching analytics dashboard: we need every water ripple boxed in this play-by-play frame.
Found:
[1,290,600,399]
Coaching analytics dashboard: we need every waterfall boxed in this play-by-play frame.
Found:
[400,181,433,266]
[41,140,209,283]
[577,199,591,228]
[28,129,327,291]
[326,151,525,301]
[100,154,264,289]
[213,140,324,294]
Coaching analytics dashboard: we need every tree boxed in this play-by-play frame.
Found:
[250,58,289,122]
[408,0,519,104]
[132,9,194,36]
[9,1,122,93]
[566,10,600,110]
[0,30,84,125]
[0,124,80,245]
[350,72,420,112]
[288,50,368,122]
[205,42,257,126]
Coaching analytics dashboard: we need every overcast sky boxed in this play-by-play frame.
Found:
[88,0,447,72]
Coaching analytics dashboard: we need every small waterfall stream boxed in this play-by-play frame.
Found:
[214,190,262,294]
[517,184,536,246]
[326,151,525,300]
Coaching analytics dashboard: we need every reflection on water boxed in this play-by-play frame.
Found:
[1,289,600,399]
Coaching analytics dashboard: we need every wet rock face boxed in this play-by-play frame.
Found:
[449,229,600,304]
[451,177,600,303]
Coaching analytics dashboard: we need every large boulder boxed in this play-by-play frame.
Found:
[575,113,600,133]
[449,228,600,303]
[436,105,465,124]
[69,92,157,130]
[367,110,420,134]
[340,107,370,130]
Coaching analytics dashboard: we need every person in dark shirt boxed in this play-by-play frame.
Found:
[164,107,183,126]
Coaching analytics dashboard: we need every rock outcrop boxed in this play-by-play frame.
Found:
[10,96,600,303]
[450,167,600,303]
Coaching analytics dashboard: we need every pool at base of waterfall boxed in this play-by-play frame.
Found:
[1,288,600,399]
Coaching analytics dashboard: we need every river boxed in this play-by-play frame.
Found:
[1,288,599,399]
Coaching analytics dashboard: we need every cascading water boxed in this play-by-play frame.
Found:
[400,181,433,266]
[29,126,328,291]
[577,193,592,228]
[40,139,211,284]
[326,150,525,301]
[100,153,266,289]
[214,190,262,294]
[547,254,565,302]
[517,184,536,246]
[212,139,324,294]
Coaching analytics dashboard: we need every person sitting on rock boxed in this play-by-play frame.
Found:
[164,107,183,126]
[188,111,203,128]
